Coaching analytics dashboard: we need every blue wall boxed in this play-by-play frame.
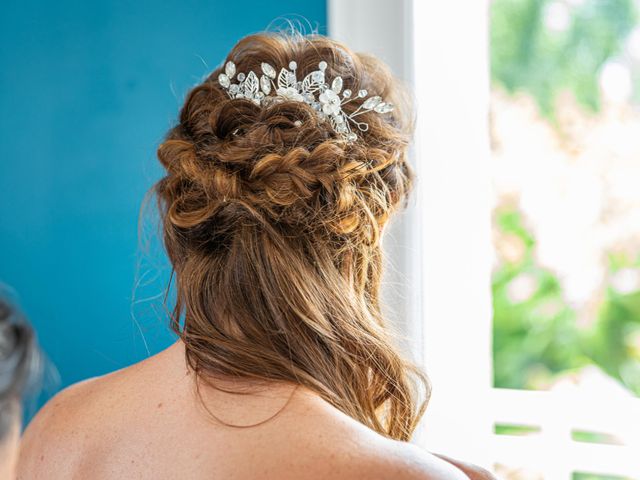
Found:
[0,1,326,401]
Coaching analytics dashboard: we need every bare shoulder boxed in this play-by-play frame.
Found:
[15,346,496,480]
[16,343,185,479]
[349,440,471,480]
[17,358,150,479]
[286,391,471,480]
[17,375,105,479]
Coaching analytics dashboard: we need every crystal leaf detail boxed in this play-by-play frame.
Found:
[218,73,230,88]
[243,71,259,96]
[302,71,323,93]
[260,75,271,94]
[362,95,382,110]
[331,77,343,94]
[261,62,276,79]
[277,68,296,89]
[374,102,394,113]
[225,61,236,78]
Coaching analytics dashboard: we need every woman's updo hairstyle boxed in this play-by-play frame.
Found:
[154,31,428,441]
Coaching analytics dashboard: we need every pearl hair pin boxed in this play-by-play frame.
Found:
[217,59,394,142]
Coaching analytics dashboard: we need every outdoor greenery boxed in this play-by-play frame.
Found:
[492,0,637,116]
[492,205,640,394]
[490,0,640,396]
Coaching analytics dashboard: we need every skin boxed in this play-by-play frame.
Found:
[17,340,495,480]
[1,414,20,480]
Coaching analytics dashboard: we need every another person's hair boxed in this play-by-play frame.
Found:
[154,32,429,441]
[0,298,40,442]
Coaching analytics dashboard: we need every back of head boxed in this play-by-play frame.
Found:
[154,31,428,441]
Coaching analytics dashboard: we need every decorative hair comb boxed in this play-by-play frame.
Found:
[217,60,394,142]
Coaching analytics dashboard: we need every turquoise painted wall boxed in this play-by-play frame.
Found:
[0,0,326,402]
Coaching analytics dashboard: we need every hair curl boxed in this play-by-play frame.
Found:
[154,32,429,440]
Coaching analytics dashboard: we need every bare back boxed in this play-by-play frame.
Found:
[17,341,470,480]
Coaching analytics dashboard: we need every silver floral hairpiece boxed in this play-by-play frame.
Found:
[217,59,394,142]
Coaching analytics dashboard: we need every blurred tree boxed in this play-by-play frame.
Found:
[491,0,636,117]
[491,0,640,396]
[493,206,588,390]
[492,204,640,395]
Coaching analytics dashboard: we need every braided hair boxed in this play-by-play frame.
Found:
[153,32,428,441]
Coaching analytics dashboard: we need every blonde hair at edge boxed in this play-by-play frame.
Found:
[153,30,430,442]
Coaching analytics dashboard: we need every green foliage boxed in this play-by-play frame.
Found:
[492,206,640,395]
[491,0,640,396]
[493,207,587,389]
[587,258,640,392]
[573,473,633,480]
[491,0,637,117]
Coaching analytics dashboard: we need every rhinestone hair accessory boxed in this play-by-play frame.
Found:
[217,59,394,142]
